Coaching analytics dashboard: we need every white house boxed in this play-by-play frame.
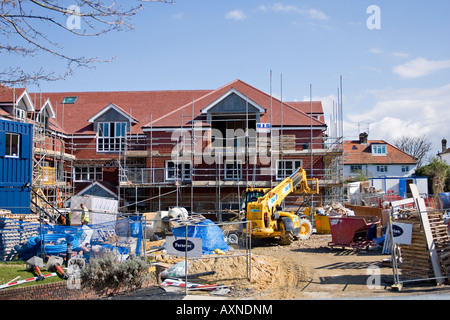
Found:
[343,133,418,180]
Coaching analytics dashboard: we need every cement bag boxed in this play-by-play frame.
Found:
[172,219,231,255]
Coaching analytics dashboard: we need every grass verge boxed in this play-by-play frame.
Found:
[0,261,64,290]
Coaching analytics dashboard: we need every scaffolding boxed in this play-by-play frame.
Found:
[118,79,344,217]
[30,101,75,218]
[4,79,344,219]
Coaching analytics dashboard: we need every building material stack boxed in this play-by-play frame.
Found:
[395,209,450,282]
[0,218,21,261]
[0,215,40,261]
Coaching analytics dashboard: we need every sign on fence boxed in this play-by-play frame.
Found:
[392,222,413,245]
[166,236,202,258]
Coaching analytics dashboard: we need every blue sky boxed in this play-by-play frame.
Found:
[7,1,450,157]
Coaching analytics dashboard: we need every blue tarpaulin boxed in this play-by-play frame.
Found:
[172,219,231,255]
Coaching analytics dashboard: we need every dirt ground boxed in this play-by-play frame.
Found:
[179,234,450,300]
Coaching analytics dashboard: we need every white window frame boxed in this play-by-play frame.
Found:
[276,159,302,180]
[15,108,26,121]
[73,167,103,182]
[97,121,127,153]
[350,165,363,173]
[401,165,410,173]
[5,133,20,158]
[372,144,387,156]
[165,161,192,181]
[376,165,388,173]
[224,161,242,181]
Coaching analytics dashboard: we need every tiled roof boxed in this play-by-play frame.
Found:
[25,79,326,135]
[40,89,211,134]
[285,101,323,115]
[143,79,326,128]
[344,140,417,165]
[0,85,26,104]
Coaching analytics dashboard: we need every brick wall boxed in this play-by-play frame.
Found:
[0,279,155,300]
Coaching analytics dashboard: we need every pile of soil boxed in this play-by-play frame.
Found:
[188,253,309,292]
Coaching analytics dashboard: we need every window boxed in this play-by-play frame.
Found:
[74,167,103,182]
[225,161,242,181]
[401,165,410,173]
[372,144,387,155]
[376,165,388,173]
[97,122,127,152]
[15,108,26,121]
[350,165,363,173]
[5,133,19,157]
[62,96,78,104]
[165,161,192,181]
[277,160,302,180]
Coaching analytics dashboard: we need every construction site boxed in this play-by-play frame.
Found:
[1,78,450,301]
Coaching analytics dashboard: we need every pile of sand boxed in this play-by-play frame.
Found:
[188,254,309,291]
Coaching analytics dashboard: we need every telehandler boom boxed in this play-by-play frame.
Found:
[243,167,319,244]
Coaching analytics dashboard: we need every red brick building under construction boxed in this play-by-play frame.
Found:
[1,79,343,219]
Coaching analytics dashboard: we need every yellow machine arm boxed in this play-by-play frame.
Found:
[258,167,318,209]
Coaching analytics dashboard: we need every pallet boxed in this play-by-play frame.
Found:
[396,210,450,283]
[0,214,40,223]
[170,214,207,229]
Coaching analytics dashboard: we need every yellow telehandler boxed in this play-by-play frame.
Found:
[242,167,319,245]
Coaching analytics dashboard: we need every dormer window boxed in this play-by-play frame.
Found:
[97,122,127,153]
[88,103,137,153]
[372,144,387,156]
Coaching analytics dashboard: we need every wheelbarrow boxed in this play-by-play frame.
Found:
[328,216,379,250]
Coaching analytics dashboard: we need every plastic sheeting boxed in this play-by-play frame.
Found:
[172,219,231,255]
[0,216,143,262]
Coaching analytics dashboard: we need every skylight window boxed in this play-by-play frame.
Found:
[62,96,78,104]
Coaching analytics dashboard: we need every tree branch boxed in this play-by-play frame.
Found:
[1,0,171,86]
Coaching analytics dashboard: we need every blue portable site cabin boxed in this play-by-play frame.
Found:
[0,119,33,214]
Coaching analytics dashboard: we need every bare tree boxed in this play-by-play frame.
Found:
[1,0,173,86]
[393,134,432,167]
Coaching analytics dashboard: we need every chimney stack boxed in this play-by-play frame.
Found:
[442,138,447,153]
[359,132,368,144]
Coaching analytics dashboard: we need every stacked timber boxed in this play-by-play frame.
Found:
[395,210,450,281]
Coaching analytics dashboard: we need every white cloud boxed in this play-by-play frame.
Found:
[370,48,409,58]
[392,52,409,58]
[264,3,329,20]
[393,57,450,79]
[257,5,268,12]
[346,84,450,153]
[302,94,338,118]
[225,9,247,21]
[172,13,184,20]
[369,47,383,54]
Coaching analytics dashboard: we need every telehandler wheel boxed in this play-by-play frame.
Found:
[279,220,294,245]
[298,218,313,240]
